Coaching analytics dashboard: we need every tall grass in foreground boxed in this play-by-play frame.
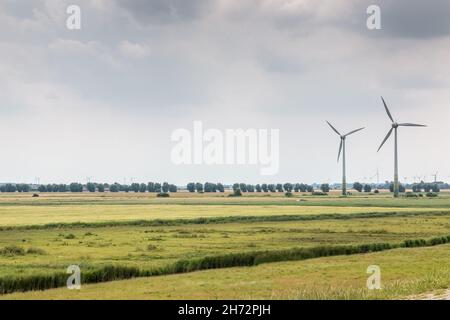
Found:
[1,234,450,295]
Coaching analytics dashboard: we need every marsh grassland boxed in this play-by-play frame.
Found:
[1,191,450,299]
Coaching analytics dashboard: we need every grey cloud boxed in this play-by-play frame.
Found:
[115,0,213,24]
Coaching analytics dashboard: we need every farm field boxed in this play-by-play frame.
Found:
[5,244,450,300]
[1,191,450,299]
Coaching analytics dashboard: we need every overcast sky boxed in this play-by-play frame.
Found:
[1,0,450,185]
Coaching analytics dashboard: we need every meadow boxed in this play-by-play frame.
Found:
[0,191,450,299]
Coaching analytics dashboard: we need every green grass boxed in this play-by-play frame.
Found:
[0,192,449,299]
[4,244,450,300]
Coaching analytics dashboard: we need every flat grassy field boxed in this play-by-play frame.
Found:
[6,244,450,300]
[0,191,449,299]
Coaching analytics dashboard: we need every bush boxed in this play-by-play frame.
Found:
[284,192,293,197]
[26,247,46,255]
[405,192,418,198]
[156,192,170,197]
[426,192,438,198]
[0,246,25,256]
[374,189,380,194]
[312,191,328,196]
[228,189,242,197]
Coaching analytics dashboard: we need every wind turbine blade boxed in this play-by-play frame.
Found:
[381,96,394,122]
[337,139,343,162]
[398,123,427,127]
[326,121,341,136]
[377,128,393,152]
[344,127,365,137]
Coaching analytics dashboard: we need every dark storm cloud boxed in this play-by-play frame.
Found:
[115,0,213,24]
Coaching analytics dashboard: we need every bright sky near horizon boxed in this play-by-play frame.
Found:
[1,0,450,185]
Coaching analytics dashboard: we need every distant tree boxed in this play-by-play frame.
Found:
[0,185,5,193]
[70,183,83,192]
[195,182,203,193]
[246,184,255,192]
[268,184,276,192]
[424,183,433,193]
[255,184,262,192]
[154,183,162,193]
[162,182,169,193]
[432,183,440,193]
[147,182,155,193]
[239,183,247,192]
[38,185,47,192]
[97,184,105,192]
[389,182,405,193]
[294,183,300,192]
[283,183,293,192]
[16,184,24,192]
[169,184,177,192]
[320,183,330,193]
[216,183,225,193]
[139,183,147,193]
[232,183,240,191]
[261,184,268,192]
[276,184,283,192]
[204,182,216,193]
[187,183,196,193]
[131,183,140,192]
[306,185,314,193]
[57,184,68,192]
[364,184,372,193]
[87,182,96,192]
[109,184,119,192]
[353,182,363,193]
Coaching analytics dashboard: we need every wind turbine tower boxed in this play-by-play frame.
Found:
[377,97,427,197]
[326,121,365,196]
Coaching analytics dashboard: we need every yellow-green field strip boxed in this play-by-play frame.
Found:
[0,209,449,231]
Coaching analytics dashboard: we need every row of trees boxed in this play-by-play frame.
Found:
[411,182,440,193]
[232,183,314,193]
[186,182,225,193]
[6,182,178,193]
[0,184,31,193]
[0,181,442,194]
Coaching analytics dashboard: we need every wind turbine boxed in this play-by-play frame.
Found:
[377,96,427,197]
[326,121,365,196]
[432,171,438,183]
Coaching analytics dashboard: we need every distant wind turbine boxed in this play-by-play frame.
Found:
[377,96,427,197]
[432,171,438,183]
[326,121,365,196]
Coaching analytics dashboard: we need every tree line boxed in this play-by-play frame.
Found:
[0,181,442,193]
[0,182,178,193]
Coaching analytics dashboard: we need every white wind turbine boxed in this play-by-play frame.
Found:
[326,121,365,196]
[377,97,427,197]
